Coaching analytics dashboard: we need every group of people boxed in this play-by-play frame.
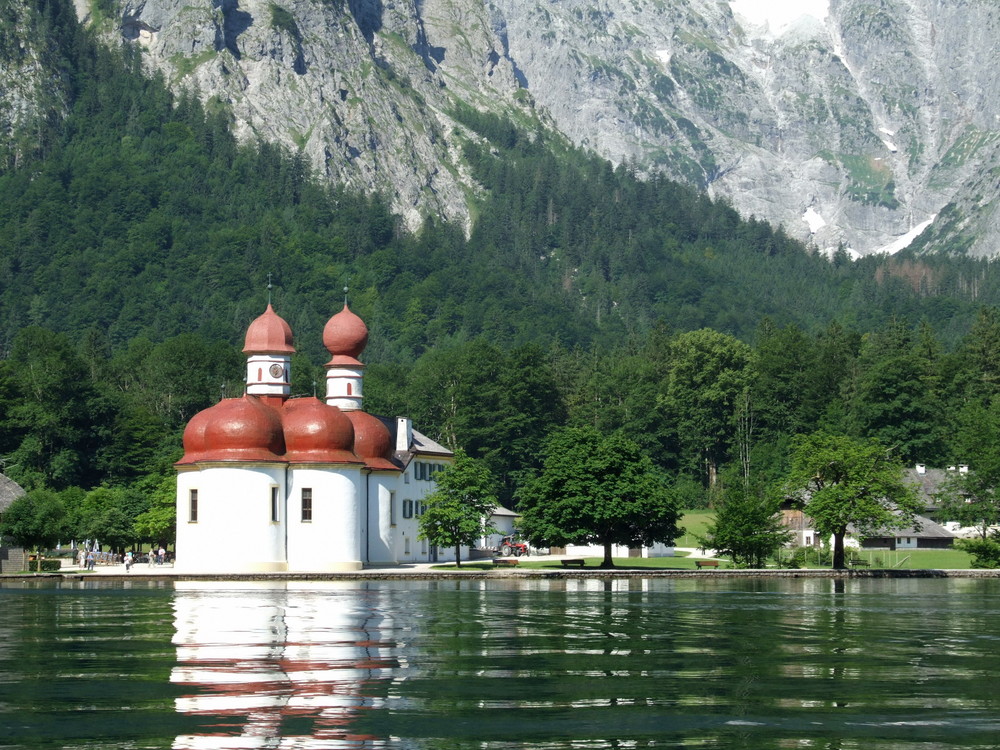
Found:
[76,547,169,572]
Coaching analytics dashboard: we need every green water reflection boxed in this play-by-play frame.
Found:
[1,577,999,749]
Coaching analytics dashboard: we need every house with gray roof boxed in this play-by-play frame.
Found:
[0,473,27,573]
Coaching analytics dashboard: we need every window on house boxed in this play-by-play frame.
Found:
[390,491,396,525]
[403,499,413,519]
[301,488,313,522]
[415,501,426,517]
[404,537,411,555]
[270,486,280,522]
[189,489,198,523]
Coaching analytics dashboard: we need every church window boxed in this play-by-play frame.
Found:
[270,486,280,522]
[403,499,413,519]
[189,489,198,523]
[346,383,352,395]
[257,367,262,381]
[301,488,313,522]
[390,491,397,525]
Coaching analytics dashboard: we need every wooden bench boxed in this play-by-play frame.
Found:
[561,558,585,567]
[849,559,870,567]
[493,558,519,567]
[695,559,720,569]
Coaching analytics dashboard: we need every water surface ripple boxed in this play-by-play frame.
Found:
[1,577,999,749]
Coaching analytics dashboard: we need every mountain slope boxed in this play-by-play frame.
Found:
[490,0,1000,256]
[8,0,1000,256]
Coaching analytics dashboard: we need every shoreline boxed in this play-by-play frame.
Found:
[4,567,1000,582]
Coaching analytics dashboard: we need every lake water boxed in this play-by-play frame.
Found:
[1,577,999,749]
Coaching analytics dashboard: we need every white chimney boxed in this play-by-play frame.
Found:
[396,417,412,452]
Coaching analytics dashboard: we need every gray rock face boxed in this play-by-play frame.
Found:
[0,4,70,169]
[9,0,1000,255]
[487,0,1000,256]
[99,0,524,231]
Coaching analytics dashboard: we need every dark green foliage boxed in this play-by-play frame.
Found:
[8,0,1000,555]
[417,449,499,566]
[701,484,791,568]
[957,537,1000,568]
[517,426,681,568]
[934,469,1000,540]
[786,432,921,569]
[0,489,69,563]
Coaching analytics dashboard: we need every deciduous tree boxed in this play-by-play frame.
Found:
[517,426,681,568]
[417,449,499,567]
[786,432,920,569]
[0,489,69,570]
[935,468,1000,539]
[701,483,791,568]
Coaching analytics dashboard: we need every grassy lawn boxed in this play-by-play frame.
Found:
[842,547,973,570]
[432,547,974,571]
[676,510,715,547]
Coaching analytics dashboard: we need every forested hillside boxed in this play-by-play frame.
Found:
[6,1,1000,540]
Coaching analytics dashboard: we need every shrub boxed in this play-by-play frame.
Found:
[957,538,1000,568]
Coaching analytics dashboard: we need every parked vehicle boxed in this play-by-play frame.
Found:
[499,536,529,557]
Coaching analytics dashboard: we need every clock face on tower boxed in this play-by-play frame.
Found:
[269,363,284,379]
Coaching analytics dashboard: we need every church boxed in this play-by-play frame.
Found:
[174,301,454,572]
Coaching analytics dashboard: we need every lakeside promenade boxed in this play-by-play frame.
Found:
[4,552,1000,581]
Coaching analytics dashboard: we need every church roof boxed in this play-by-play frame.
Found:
[243,304,295,354]
[323,304,368,365]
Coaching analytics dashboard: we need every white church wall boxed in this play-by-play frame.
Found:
[176,465,287,572]
[365,477,398,565]
[286,467,363,571]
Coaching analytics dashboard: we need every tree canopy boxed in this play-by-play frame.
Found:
[417,449,499,566]
[701,483,791,568]
[786,432,921,569]
[516,426,681,567]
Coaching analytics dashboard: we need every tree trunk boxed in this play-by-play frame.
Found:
[600,541,615,569]
[455,544,462,567]
[832,530,847,570]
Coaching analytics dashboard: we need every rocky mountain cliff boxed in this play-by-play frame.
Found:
[7,0,1000,255]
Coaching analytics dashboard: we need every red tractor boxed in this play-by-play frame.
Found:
[499,535,529,557]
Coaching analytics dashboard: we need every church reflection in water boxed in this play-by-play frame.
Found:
[170,581,402,749]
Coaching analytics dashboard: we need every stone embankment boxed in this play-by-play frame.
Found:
[4,568,1000,582]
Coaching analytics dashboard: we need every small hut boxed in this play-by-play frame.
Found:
[0,474,27,573]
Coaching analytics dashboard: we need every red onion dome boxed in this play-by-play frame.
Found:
[177,395,285,464]
[323,304,368,364]
[243,304,295,354]
[344,411,397,471]
[281,397,363,464]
